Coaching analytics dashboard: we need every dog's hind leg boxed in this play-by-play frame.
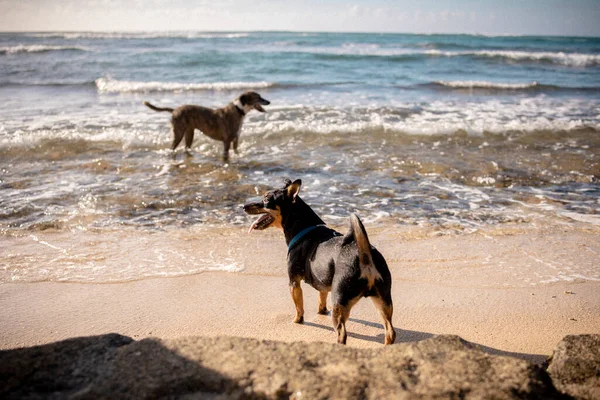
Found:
[184,128,195,149]
[318,291,329,315]
[331,296,359,345]
[232,137,239,154]
[371,295,396,345]
[332,304,350,344]
[171,126,185,150]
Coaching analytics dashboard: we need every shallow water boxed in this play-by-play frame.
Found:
[1,31,599,282]
[2,125,598,232]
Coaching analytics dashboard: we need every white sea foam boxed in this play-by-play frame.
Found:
[0,44,90,54]
[0,126,168,149]
[2,230,246,283]
[270,43,600,67]
[273,43,422,57]
[419,180,491,204]
[242,98,600,137]
[27,32,250,40]
[1,99,598,153]
[426,49,600,67]
[95,77,275,93]
[435,80,541,90]
[560,212,600,226]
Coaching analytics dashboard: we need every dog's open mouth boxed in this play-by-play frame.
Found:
[248,213,274,233]
[254,99,270,113]
[244,202,274,233]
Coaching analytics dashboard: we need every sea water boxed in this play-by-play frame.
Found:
[0,32,598,282]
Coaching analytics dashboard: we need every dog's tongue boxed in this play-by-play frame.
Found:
[248,214,272,233]
[248,217,260,233]
[248,215,265,233]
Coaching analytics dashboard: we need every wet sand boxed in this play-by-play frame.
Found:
[1,222,599,363]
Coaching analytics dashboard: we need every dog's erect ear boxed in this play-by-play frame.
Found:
[286,179,302,202]
[283,178,292,188]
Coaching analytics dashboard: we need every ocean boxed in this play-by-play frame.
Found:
[1,31,599,283]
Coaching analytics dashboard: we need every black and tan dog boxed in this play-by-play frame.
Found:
[244,179,396,345]
[144,91,270,161]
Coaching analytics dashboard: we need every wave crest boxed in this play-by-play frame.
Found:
[95,77,275,93]
[289,45,599,67]
[426,49,600,67]
[0,44,90,55]
[426,80,600,94]
[435,80,541,90]
[26,32,250,40]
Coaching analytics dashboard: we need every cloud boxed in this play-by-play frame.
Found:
[349,5,363,17]
[0,0,598,35]
[346,4,406,22]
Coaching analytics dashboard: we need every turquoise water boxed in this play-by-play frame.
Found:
[0,31,599,233]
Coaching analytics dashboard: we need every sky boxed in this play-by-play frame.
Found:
[0,0,599,37]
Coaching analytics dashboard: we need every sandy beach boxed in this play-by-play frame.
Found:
[2,220,598,364]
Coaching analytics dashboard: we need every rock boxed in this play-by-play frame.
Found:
[547,334,600,400]
[0,334,567,399]
[0,333,133,400]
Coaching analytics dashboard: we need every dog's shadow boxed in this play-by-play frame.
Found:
[301,317,433,345]
[301,317,547,364]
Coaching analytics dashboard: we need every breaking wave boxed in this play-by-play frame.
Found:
[433,80,544,90]
[425,49,600,67]
[0,44,91,55]
[289,45,600,67]
[95,77,276,93]
[425,80,600,93]
[25,32,250,40]
[2,98,598,152]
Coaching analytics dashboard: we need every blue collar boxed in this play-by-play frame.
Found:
[287,225,325,252]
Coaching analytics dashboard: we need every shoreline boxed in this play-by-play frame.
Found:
[3,220,599,285]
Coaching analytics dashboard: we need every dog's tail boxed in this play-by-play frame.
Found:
[143,101,174,113]
[344,214,382,288]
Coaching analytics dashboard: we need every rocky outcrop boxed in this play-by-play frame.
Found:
[1,334,594,399]
[547,334,600,400]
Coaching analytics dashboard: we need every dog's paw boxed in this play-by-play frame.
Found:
[317,308,329,315]
[293,315,304,324]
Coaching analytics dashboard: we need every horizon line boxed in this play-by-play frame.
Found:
[0,29,598,39]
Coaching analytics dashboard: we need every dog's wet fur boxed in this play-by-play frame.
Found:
[144,91,270,161]
[244,179,396,345]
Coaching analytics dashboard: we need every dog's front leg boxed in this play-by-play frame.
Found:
[222,141,231,162]
[289,279,304,323]
[232,137,239,154]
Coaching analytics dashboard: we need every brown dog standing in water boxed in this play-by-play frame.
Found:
[144,91,270,161]
[244,179,396,345]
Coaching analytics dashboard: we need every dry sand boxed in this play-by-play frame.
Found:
[1,221,599,364]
